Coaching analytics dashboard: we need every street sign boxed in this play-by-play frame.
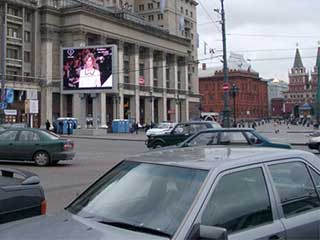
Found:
[0,102,7,110]
[222,83,229,91]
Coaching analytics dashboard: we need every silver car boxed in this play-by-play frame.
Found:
[1,147,320,240]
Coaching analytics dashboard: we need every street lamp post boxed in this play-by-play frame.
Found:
[149,89,155,123]
[112,95,121,119]
[175,94,182,123]
[316,57,320,128]
[230,83,239,127]
[220,0,230,128]
[1,13,6,123]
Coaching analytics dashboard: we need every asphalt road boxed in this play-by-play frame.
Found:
[0,138,318,214]
[0,139,147,214]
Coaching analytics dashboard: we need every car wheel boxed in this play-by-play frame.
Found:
[153,142,164,149]
[33,151,50,166]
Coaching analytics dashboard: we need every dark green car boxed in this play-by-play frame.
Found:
[0,128,75,166]
[146,121,221,148]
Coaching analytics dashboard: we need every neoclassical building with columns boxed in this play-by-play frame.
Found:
[0,0,200,128]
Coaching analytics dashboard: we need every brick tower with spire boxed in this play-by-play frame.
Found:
[284,48,311,114]
[311,46,320,90]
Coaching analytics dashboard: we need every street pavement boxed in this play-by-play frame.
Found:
[0,122,318,214]
[66,122,315,145]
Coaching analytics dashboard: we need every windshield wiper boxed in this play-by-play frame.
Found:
[97,220,171,238]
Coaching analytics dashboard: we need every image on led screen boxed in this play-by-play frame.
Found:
[62,47,113,90]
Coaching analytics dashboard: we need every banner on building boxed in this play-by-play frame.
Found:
[25,100,39,114]
[160,0,166,14]
[179,16,185,32]
[62,45,118,93]
[5,88,14,103]
[27,90,38,100]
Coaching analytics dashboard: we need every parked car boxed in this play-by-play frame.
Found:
[178,128,292,149]
[1,147,320,240]
[146,122,176,137]
[0,167,46,224]
[308,134,320,152]
[0,128,75,166]
[146,121,221,148]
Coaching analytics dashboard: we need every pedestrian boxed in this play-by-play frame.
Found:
[135,122,139,134]
[53,121,57,133]
[45,120,51,131]
[58,121,63,134]
[274,121,279,134]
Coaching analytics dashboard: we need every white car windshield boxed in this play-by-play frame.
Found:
[156,123,170,129]
[68,161,207,237]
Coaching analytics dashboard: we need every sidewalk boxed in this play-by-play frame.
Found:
[63,123,315,145]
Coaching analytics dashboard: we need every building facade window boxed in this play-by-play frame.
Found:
[148,15,154,21]
[7,48,19,59]
[25,11,32,22]
[7,26,20,38]
[24,51,30,63]
[148,3,153,9]
[24,31,31,42]
[139,4,144,11]
[7,5,21,17]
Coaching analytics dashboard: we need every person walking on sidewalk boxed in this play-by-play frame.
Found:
[45,120,51,131]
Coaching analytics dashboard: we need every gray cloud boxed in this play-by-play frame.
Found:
[197,0,320,81]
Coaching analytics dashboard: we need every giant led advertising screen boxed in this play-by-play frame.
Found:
[61,45,117,93]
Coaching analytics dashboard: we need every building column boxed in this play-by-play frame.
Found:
[145,48,154,87]
[159,52,167,121]
[130,44,140,122]
[181,61,188,121]
[118,40,124,119]
[40,40,53,126]
[92,94,98,129]
[170,55,178,90]
[100,92,107,127]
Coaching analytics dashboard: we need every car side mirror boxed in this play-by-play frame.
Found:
[200,225,228,240]
[190,224,228,240]
[22,176,40,185]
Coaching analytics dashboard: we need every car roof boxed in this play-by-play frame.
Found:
[195,128,254,133]
[126,146,316,171]
[176,121,218,124]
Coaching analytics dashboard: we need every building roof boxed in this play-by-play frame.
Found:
[198,67,220,78]
[228,52,256,72]
[198,53,256,79]
[126,146,315,170]
[293,48,304,68]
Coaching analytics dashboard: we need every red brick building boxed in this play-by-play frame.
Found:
[199,65,268,121]
[271,98,285,117]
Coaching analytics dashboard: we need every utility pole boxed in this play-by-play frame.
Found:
[1,13,6,124]
[316,57,320,128]
[220,0,230,127]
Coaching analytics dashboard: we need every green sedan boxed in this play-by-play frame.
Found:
[0,128,75,166]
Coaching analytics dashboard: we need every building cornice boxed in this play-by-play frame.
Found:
[39,4,190,47]
[3,0,38,9]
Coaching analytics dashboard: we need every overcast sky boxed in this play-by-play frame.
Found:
[197,0,320,81]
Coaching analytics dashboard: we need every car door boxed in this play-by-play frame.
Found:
[0,130,19,160]
[15,130,41,161]
[266,160,320,239]
[170,124,192,145]
[192,165,286,240]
